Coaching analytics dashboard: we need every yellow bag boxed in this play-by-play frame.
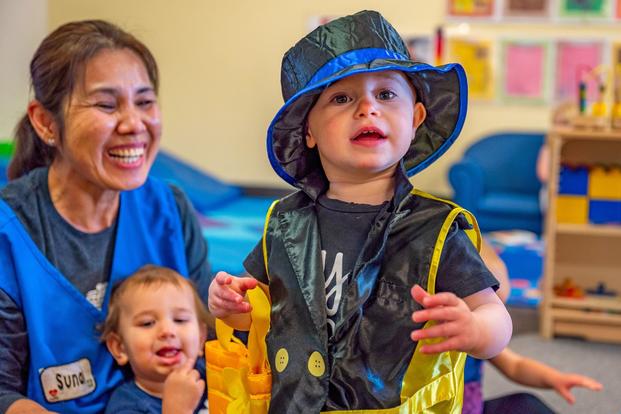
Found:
[205,286,272,414]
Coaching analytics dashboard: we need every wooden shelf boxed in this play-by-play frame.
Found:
[556,223,621,237]
[551,127,621,141]
[541,128,621,344]
[552,295,621,312]
[552,307,621,325]
[553,320,621,344]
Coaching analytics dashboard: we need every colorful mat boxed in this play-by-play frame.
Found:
[485,230,543,308]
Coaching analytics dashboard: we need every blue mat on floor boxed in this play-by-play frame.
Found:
[197,197,275,276]
[485,231,543,308]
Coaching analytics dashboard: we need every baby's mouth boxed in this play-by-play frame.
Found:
[156,347,180,358]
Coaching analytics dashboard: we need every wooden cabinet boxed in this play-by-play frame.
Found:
[540,127,621,343]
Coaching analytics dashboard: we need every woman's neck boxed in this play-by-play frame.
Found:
[48,163,120,233]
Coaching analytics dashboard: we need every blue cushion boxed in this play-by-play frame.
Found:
[478,192,540,218]
[150,151,242,213]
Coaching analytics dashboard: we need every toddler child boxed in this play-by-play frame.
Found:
[209,10,512,412]
[101,265,210,414]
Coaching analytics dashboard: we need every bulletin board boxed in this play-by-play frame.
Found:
[447,0,495,17]
[558,0,611,19]
[502,0,551,18]
[499,40,550,103]
[554,41,604,103]
[446,38,495,100]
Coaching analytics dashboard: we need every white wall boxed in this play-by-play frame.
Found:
[0,0,47,139]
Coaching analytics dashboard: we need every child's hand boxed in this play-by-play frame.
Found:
[550,372,603,404]
[162,359,205,414]
[207,271,258,319]
[410,284,480,354]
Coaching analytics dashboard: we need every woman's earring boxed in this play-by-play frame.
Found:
[47,138,55,146]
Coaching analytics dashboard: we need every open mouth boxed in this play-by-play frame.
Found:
[108,145,146,165]
[156,347,180,358]
[352,127,386,142]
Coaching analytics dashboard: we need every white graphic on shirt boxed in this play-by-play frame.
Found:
[85,282,107,310]
[322,250,350,334]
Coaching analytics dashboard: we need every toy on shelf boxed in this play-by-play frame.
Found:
[557,163,621,225]
[554,278,585,298]
[572,65,612,130]
[613,63,621,130]
[586,282,618,297]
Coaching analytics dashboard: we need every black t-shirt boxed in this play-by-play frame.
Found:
[243,195,498,337]
[315,195,384,336]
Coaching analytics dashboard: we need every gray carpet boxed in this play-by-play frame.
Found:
[483,308,621,414]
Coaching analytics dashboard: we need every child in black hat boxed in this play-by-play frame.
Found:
[208,10,511,413]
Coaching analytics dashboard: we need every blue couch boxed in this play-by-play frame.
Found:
[448,132,545,234]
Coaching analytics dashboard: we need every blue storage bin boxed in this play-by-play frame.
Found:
[589,199,621,224]
[558,165,589,195]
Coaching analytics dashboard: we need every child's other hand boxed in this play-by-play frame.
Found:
[207,271,258,319]
[162,359,205,414]
[409,284,479,354]
[551,372,603,404]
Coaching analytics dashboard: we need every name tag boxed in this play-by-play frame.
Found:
[40,358,96,403]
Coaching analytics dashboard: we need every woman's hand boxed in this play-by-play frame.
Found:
[7,399,60,413]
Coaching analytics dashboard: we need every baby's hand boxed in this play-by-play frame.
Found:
[551,372,603,404]
[410,284,479,354]
[162,359,205,414]
[207,271,258,319]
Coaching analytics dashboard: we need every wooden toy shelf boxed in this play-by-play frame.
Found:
[540,127,621,344]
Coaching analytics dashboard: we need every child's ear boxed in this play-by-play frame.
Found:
[413,102,427,129]
[106,333,129,366]
[198,323,208,356]
[305,127,317,149]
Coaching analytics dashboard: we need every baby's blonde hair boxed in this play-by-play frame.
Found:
[100,265,212,342]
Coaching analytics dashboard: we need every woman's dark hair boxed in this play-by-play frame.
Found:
[9,20,159,180]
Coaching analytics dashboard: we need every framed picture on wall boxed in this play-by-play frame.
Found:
[447,37,495,100]
[554,40,605,103]
[558,0,612,19]
[502,0,551,18]
[447,0,495,17]
[404,35,433,64]
[499,40,550,103]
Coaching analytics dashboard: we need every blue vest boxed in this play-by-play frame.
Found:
[0,177,188,414]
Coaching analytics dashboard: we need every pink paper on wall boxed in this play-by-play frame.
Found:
[555,41,603,102]
[504,43,545,99]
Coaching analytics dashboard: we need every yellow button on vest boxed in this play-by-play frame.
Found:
[307,351,325,377]
[275,348,289,373]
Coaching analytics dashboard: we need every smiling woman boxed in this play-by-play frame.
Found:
[0,20,211,414]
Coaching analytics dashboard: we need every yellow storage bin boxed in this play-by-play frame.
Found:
[556,195,588,224]
[589,166,621,200]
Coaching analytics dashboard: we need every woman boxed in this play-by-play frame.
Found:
[0,20,210,414]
